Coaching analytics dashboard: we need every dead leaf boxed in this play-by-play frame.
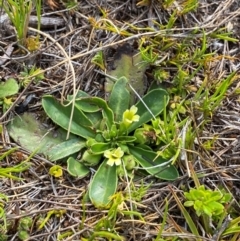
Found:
[105,43,149,105]
[45,0,60,10]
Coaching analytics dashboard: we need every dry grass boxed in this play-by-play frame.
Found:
[1,0,240,240]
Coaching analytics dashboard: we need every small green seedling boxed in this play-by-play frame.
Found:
[0,78,19,113]
[37,210,66,230]
[184,185,231,218]
[184,185,232,235]
[20,65,44,87]
[0,193,8,237]
[91,51,105,70]
[18,217,33,241]
[63,0,78,10]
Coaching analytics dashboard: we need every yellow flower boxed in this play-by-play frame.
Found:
[122,105,140,127]
[104,147,124,166]
[49,165,63,178]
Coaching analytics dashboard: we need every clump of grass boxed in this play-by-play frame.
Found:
[2,0,32,45]
[1,0,41,48]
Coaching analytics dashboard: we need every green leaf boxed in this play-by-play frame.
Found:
[74,100,101,113]
[108,77,130,122]
[90,142,111,154]
[0,78,19,98]
[0,147,18,161]
[67,91,101,113]
[128,145,178,180]
[46,138,86,161]
[84,111,103,129]
[89,159,117,208]
[128,89,169,132]
[116,136,136,143]
[208,202,224,212]
[137,144,152,151]
[0,161,30,180]
[68,92,103,128]
[7,113,70,154]
[68,90,89,98]
[67,157,90,178]
[79,97,114,129]
[42,95,96,138]
[202,205,212,217]
[184,201,194,207]
[223,217,240,236]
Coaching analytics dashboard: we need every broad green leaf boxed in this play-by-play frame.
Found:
[68,92,103,128]
[90,142,111,154]
[47,138,85,161]
[7,113,70,154]
[42,95,96,138]
[108,77,130,122]
[0,78,19,98]
[68,91,100,113]
[128,89,169,132]
[128,146,178,180]
[79,97,114,129]
[84,111,103,129]
[67,157,90,178]
[74,99,101,113]
[68,90,89,99]
[43,95,93,127]
[89,160,117,208]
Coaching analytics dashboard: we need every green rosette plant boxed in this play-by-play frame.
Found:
[42,77,178,208]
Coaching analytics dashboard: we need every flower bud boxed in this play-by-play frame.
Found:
[134,128,149,144]
[123,155,136,171]
[116,165,125,178]
[95,133,105,142]
[81,150,102,166]
[19,217,32,230]
[109,124,118,138]
[86,138,97,148]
